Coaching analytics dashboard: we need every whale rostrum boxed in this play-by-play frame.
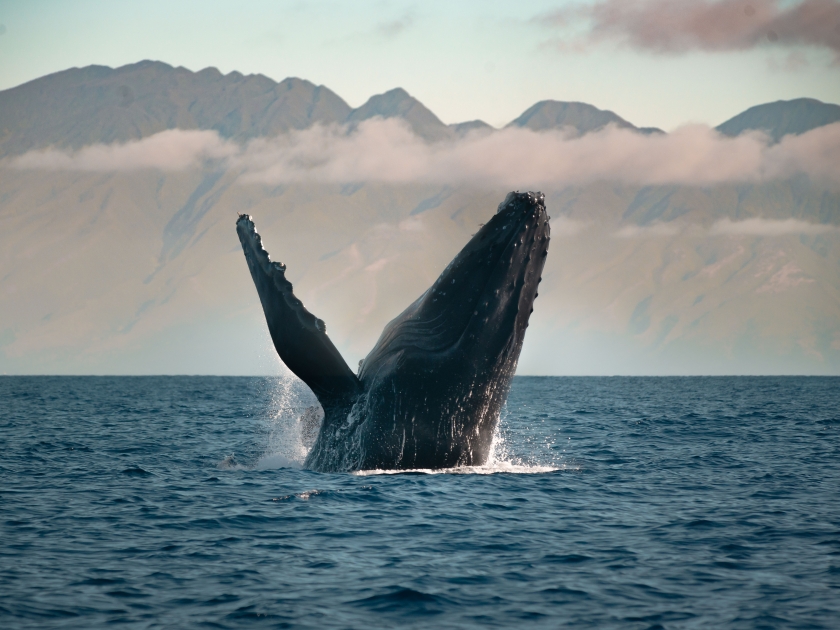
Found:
[236,191,550,471]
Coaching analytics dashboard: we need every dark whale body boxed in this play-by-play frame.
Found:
[236,192,550,472]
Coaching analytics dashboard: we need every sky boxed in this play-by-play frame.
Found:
[0,0,839,131]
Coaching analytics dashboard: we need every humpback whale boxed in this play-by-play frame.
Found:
[236,191,550,472]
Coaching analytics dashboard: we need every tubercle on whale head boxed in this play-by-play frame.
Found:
[408,191,548,368]
[354,192,550,468]
[230,191,553,471]
[455,192,548,376]
[360,191,549,380]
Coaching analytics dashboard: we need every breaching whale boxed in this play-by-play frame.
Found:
[236,191,550,472]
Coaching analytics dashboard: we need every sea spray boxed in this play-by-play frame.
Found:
[257,370,321,468]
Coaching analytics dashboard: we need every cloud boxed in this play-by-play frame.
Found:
[232,118,839,187]
[762,121,840,180]
[7,118,840,187]
[613,223,680,237]
[537,0,840,61]
[552,217,589,236]
[8,129,236,171]
[710,217,839,235]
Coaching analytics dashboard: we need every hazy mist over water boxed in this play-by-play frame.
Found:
[2,375,838,628]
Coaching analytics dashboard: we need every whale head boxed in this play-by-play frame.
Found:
[355,191,550,469]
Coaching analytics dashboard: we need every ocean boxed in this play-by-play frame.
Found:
[1,375,838,629]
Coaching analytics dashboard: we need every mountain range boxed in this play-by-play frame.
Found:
[3,60,839,156]
[1,61,838,375]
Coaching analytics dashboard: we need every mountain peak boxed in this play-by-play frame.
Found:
[715,97,840,142]
[449,120,494,136]
[509,100,644,135]
[347,88,453,141]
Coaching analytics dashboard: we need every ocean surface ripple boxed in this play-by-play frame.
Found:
[1,376,839,629]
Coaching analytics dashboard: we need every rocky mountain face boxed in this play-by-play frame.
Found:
[1,62,838,375]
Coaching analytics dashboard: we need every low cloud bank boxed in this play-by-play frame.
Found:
[711,217,839,235]
[612,218,839,238]
[538,0,840,60]
[7,118,840,187]
[10,129,235,171]
[614,223,681,238]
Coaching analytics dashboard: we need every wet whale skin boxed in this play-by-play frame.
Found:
[236,191,550,471]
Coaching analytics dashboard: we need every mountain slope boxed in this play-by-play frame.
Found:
[507,100,663,135]
[346,87,454,141]
[449,120,494,136]
[715,98,840,141]
[0,60,352,157]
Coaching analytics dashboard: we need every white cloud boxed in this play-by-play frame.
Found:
[233,119,769,186]
[710,217,838,235]
[763,122,840,182]
[551,217,589,236]
[613,223,681,238]
[9,129,236,172]
[233,119,840,187]
[6,119,840,187]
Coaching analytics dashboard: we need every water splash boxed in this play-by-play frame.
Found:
[258,370,321,467]
[238,371,563,474]
[216,454,242,470]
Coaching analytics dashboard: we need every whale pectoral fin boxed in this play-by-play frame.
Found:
[236,214,361,407]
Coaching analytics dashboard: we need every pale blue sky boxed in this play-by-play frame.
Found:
[0,0,838,130]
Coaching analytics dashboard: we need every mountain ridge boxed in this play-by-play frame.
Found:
[715,98,840,142]
[507,100,664,136]
[3,60,838,160]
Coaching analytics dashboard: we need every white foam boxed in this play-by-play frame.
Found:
[354,462,563,476]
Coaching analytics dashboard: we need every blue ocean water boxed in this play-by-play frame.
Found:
[1,376,838,629]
